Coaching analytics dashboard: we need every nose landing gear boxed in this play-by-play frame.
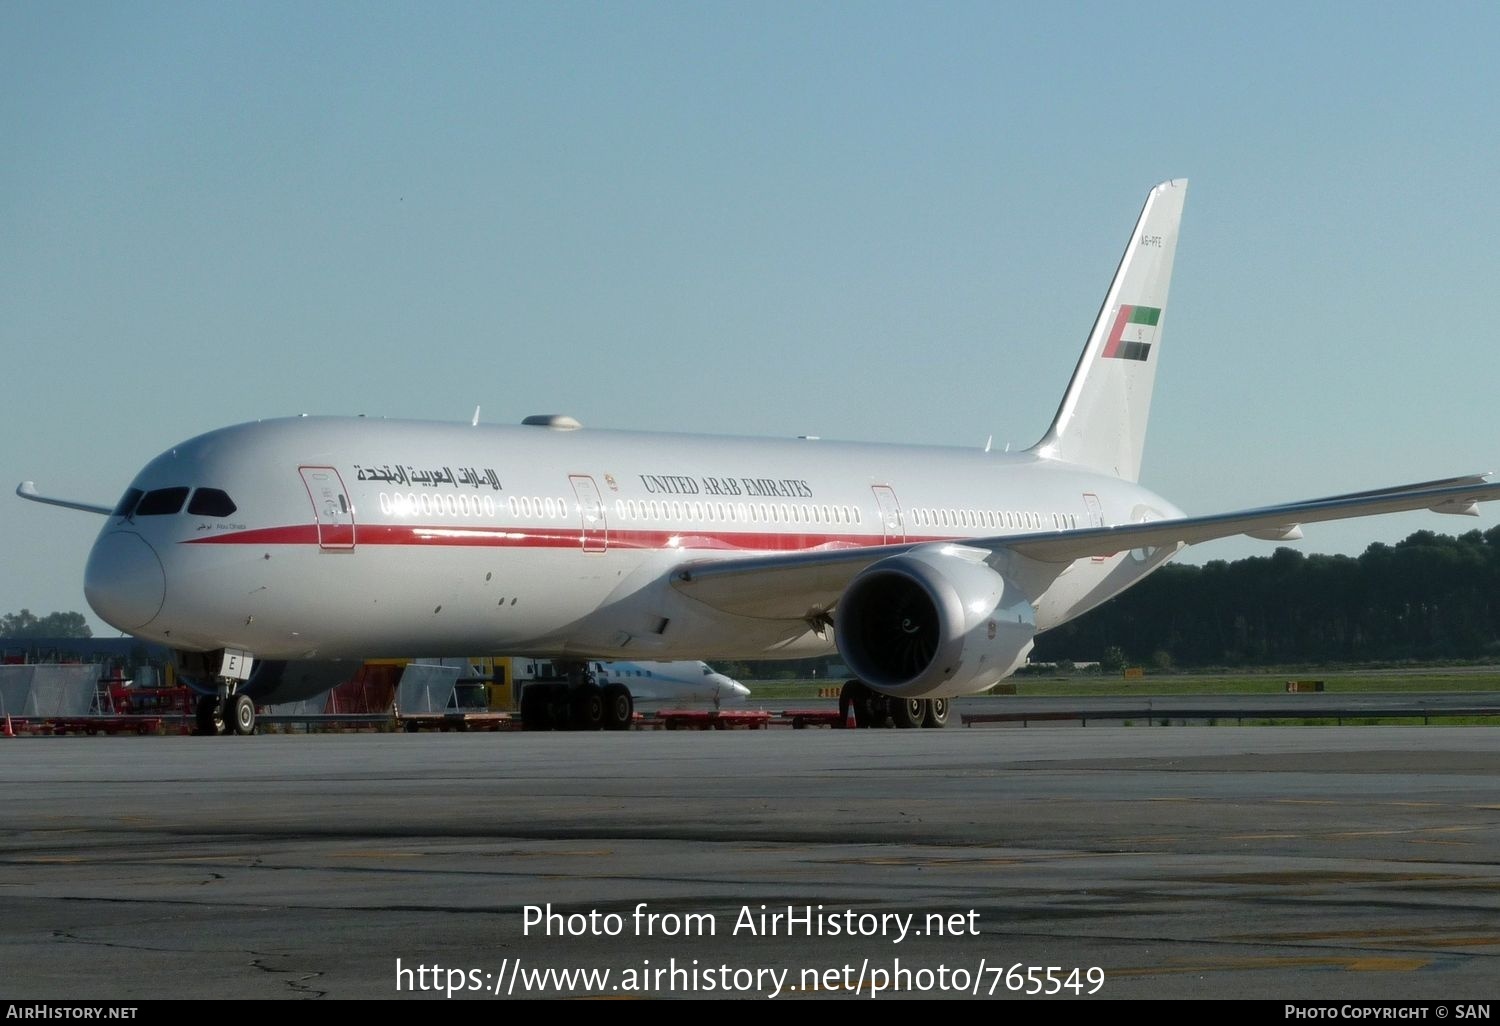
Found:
[193,691,258,735]
[226,693,256,735]
[194,695,225,736]
[181,648,259,736]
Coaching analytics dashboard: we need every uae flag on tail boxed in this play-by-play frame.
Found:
[1102,304,1160,361]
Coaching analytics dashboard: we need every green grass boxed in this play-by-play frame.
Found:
[1229,716,1500,727]
[1010,675,1500,698]
[740,667,1500,701]
[739,673,1500,728]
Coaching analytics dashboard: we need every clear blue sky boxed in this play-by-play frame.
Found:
[4,2,1498,634]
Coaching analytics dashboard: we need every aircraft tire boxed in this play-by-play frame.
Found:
[891,698,925,729]
[519,685,549,731]
[923,697,950,728]
[228,694,257,735]
[849,683,890,729]
[602,683,633,730]
[571,683,605,731]
[194,696,225,736]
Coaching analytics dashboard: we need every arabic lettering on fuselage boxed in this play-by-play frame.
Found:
[638,473,814,499]
[353,464,502,490]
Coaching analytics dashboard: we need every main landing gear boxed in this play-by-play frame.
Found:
[193,688,257,736]
[838,680,948,729]
[519,662,634,731]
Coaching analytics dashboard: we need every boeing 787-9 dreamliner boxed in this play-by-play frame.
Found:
[19,180,1499,734]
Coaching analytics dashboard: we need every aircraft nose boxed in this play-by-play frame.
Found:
[85,531,166,631]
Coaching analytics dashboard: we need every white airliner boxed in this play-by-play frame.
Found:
[513,657,750,730]
[19,179,1500,735]
[589,660,750,705]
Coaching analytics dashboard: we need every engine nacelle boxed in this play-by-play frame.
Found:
[834,547,1036,698]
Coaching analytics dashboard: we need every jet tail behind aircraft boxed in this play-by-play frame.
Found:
[1030,178,1187,483]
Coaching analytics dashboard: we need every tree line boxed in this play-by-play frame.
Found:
[0,609,92,639]
[1031,527,1500,667]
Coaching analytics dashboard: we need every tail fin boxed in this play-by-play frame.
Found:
[1029,179,1187,482]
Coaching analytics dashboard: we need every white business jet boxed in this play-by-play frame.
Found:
[19,180,1499,735]
[590,660,750,705]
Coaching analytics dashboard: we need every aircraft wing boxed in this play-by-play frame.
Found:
[1005,476,1497,562]
[671,476,1500,620]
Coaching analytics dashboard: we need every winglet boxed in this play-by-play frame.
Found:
[16,481,113,516]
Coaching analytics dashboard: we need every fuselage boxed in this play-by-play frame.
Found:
[84,416,1182,664]
[591,660,751,703]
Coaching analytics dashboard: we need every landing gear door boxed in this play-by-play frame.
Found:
[569,475,608,553]
[299,466,356,550]
[871,485,905,544]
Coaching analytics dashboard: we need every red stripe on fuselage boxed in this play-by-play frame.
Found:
[183,523,932,552]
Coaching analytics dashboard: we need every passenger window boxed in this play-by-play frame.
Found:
[187,488,237,517]
[112,488,144,518]
[136,487,189,516]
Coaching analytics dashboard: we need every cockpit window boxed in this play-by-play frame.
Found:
[135,487,189,516]
[112,488,144,518]
[188,488,237,517]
